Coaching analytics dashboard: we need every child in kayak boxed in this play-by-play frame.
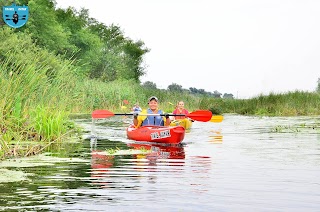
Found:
[172,101,189,120]
[133,96,171,127]
[131,103,142,113]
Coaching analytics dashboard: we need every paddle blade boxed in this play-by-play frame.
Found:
[187,110,213,122]
[92,110,114,119]
[210,115,224,123]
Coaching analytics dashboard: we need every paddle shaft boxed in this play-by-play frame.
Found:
[92,109,212,122]
[104,113,187,117]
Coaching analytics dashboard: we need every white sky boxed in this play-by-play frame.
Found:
[55,0,320,99]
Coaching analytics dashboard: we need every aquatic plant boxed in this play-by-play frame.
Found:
[270,125,301,133]
[106,147,121,155]
[269,122,320,133]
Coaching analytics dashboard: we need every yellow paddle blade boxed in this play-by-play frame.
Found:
[210,115,224,123]
[167,102,174,105]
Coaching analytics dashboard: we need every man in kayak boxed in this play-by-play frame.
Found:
[133,96,171,127]
[172,101,189,120]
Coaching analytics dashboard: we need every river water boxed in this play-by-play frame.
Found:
[1,115,320,211]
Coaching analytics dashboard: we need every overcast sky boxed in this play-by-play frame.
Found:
[55,0,320,99]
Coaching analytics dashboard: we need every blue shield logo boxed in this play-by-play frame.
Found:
[3,3,29,28]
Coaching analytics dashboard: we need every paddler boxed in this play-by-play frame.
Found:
[172,101,189,120]
[133,96,171,128]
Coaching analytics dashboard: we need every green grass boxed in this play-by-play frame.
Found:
[215,91,320,116]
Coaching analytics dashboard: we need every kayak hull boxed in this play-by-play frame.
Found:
[170,118,193,130]
[126,125,185,144]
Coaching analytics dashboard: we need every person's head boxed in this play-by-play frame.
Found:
[177,101,185,109]
[148,96,159,110]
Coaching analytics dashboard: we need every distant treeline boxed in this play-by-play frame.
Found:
[142,81,234,99]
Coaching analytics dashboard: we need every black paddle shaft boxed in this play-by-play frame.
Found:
[112,113,187,116]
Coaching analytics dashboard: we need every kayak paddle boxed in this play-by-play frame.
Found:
[210,115,224,123]
[92,109,213,122]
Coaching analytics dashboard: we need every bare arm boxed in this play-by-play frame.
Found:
[165,117,171,126]
[133,117,138,126]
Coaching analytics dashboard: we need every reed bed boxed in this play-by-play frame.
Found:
[200,91,320,116]
[0,28,77,158]
[71,80,201,114]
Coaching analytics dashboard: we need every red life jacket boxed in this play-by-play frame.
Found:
[173,109,188,120]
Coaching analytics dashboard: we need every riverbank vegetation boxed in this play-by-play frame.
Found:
[199,91,320,116]
[1,0,320,159]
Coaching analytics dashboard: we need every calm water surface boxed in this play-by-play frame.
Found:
[1,115,320,211]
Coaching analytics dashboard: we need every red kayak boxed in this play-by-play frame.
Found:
[126,125,185,144]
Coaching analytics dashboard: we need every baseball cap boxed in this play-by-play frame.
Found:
[148,96,158,102]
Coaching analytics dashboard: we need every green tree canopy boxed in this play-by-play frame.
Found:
[142,81,157,89]
[168,83,183,92]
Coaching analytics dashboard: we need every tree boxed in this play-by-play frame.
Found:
[317,78,320,93]
[189,87,197,94]
[142,81,157,89]
[168,83,183,92]
[120,39,149,81]
[213,90,222,98]
[25,0,74,54]
[198,89,206,95]
[88,23,149,82]
[223,93,234,99]
[189,87,206,94]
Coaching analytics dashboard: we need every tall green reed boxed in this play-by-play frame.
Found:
[204,91,320,116]
[0,28,77,157]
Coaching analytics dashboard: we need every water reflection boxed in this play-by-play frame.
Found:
[88,136,186,190]
[188,156,212,193]
[90,151,115,188]
[209,129,223,144]
[127,142,185,160]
